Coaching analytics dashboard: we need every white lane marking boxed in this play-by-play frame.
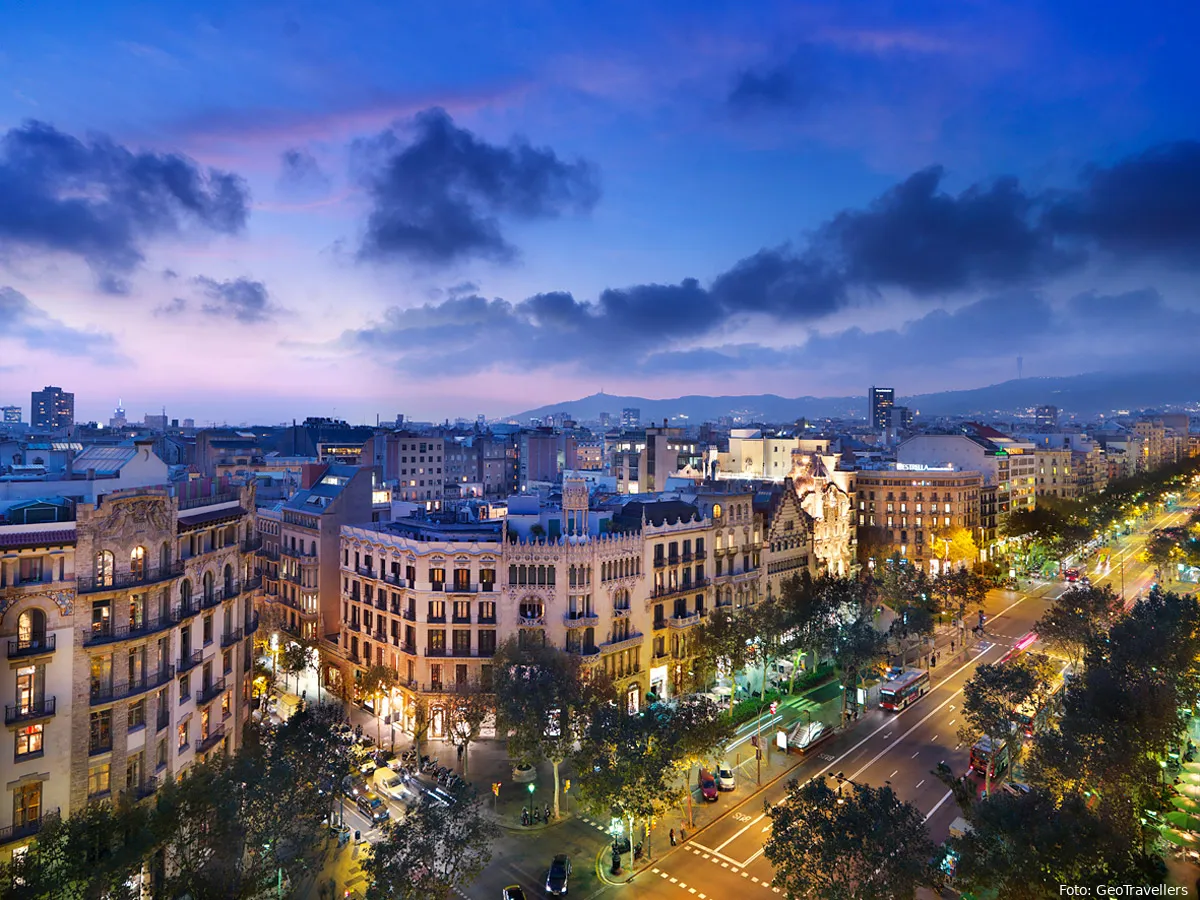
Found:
[911,751,920,758]
[924,789,954,822]
[915,779,925,789]
[889,770,899,779]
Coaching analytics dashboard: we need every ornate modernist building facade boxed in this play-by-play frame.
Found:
[0,481,259,864]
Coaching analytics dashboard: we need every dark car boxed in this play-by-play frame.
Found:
[356,791,390,825]
[545,854,571,895]
[342,775,367,799]
[699,769,718,801]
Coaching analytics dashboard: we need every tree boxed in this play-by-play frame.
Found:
[889,603,934,670]
[959,661,1037,796]
[2,801,152,900]
[492,639,594,820]
[933,525,979,568]
[444,683,493,778]
[764,777,935,900]
[360,663,399,748]
[691,605,756,705]
[363,794,497,900]
[932,567,989,644]
[278,639,309,694]
[826,614,888,720]
[1035,583,1122,671]
[951,787,1163,899]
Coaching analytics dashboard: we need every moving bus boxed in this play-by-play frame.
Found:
[1013,664,1069,738]
[969,735,1010,779]
[879,669,931,711]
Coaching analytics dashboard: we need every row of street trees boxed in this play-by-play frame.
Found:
[759,584,1200,898]
[1003,456,1200,571]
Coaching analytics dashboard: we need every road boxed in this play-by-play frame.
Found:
[459,498,1197,900]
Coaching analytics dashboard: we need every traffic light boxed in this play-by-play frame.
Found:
[564,779,571,792]
[769,701,778,715]
[492,782,500,797]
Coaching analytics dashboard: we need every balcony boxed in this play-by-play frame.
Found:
[480,583,495,593]
[244,613,260,635]
[258,546,280,561]
[669,612,701,629]
[650,577,710,600]
[518,615,546,627]
[242,574,263,592]
[477,614,497,625]
[402,608,417,622]
[653,618,667,631]
[346,620,361,633]
[196,677,227,706]
[84,609,181,646]
[356,565,375,579]
[667,555,680,567]
[77,561,184,594]
[427,615,446,624]
[373,630,387,644]
[128,776,159,802]
[195,724,226,754]
[383,573,408,588]
[178,650,203,674]
[653,557,666,569]
[681,551,694,563]
[0,810,58,846]
[601,632,644,654]
[424,647,447,657]
[5,697,55,725]
[563,611,600,628]
[90,666,175,705]
[451,615,472,625]
[221,627,244,648]
[612,606,631,620]
[567,644,600,658]
[241,536,262,553]
[280,546,317,560]
[7,633,56,658]
[430,583,445,593]
[448,584,478,595]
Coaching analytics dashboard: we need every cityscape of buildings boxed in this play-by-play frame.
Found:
[2,380,1197,892]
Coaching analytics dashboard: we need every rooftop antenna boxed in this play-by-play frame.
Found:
[1017,356,1023,380]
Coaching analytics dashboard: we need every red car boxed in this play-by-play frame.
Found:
[699,769,718,802]
[1065,568,1080,583]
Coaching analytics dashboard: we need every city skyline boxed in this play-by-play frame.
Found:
[2,2,1200,422]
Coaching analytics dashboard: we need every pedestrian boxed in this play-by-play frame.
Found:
[669,828,676,846]
[456,744,463,761]
[545,802,551,821]
[950,641,955,653]
[521,806,529,826]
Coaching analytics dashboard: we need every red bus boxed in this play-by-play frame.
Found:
[1013,664,1068,738]
[969,735,1010,779]
[879,669,930,711]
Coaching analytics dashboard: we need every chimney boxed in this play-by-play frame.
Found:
[663,418,668,428]
[65,448,75,479]
[301,463,327,490]
[87,467,96,481]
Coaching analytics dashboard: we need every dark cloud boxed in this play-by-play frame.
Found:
[277,147,330,194]
[822,168,1079,293]
[0,286,121,358]
[162,268,178,280]
[353,107,600,266]
[341,140,1200,377]
[726,64,810,113]
[193,275,274,323]
[1044,141,1200,263]
[97,273,131,296]
[155,297,188,317]
[0,120,249,285]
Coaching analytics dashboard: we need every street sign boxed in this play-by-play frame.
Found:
[492,782,500,797]
[769,701,778,715]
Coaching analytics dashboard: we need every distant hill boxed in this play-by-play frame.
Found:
[505,370,1200,424]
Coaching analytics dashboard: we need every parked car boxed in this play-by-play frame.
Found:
[699,769,718,801]
[545,855,571,896]
[341,776,367,799]
[501,887,527,900]
[1000,781,1032,797]
[716,763,736,791]
[356,791,390,825]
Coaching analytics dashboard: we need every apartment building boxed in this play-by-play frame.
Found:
[0,480,259,865]
[854,465,982,571]
[385,433,445,506]
[1034,447,1075,500]
[337,482,717,730]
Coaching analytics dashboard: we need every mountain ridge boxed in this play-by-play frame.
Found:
[505,369,1200,424]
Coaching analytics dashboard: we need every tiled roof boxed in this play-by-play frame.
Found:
[177,505,247,529]
[0,528,76,549]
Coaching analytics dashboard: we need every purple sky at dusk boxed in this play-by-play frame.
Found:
[1,1,1199,425]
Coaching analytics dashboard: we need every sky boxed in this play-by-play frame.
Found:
[1,0,1199,425]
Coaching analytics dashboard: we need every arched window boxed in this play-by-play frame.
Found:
[223,564,234,596]
[17,609,45,648]
[180,579,193,610]
[95,550,114,588]
[519,599,544,620]
[159,542,171,573]
[202,571,214,603]
[130,546,146,581]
